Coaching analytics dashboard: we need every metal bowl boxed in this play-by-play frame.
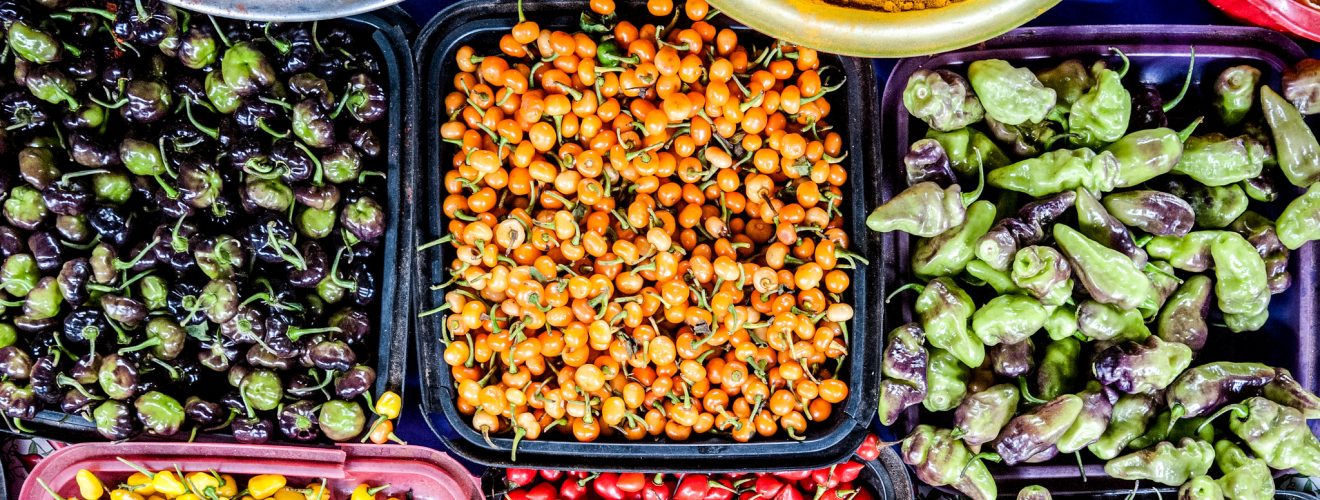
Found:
[161,0,402,21]
[706,0,1061,57]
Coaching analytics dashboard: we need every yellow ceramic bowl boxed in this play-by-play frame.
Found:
[707,0,1060,57]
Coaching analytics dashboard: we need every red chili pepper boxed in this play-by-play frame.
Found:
[539,469,564,482]
[569,471,589,479]
[851,487,875,500]
[704,478,735,500]
[642,474,672,500]
[617,472,647,494]
[525,482,559,500]
[595,473,626,500]
[809,467,837,491]
[754,475,786,498]
[506,468,538,488]
[674,474,710,500]
[834,461,864,484]
[627,490,644,500]
[561,476,589,500]
[817,487,856,500]
[1208,0,1320,42]
[772,470,812,482]
[505,488,530,500]
[855,434,880,462]
[772,484,804,500]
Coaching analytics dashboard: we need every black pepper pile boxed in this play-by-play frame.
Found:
[0,0,390,443]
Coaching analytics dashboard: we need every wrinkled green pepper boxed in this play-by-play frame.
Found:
[1213,65,1262,126]
[1146,231,1220,272]
[1157,274,1213,351]
[966,259,1021,295]
[1092,335,1192,395]
[1044,305,1078,341]
[988,148,1120,197]
[1224,397,1320,477]
[1174,133,1268,186]
[1088,393,1158,460]
[1036,59,1094,110]
[1069,59,1132,148]
[1277,181,1320,250]
[1142,260,1182,319]
[1179,476,1224,500]
[1262,368,1320,419]
[912,201,996,278]
[1076,187,1147,267]
[1102,122,1198,188]
[954,383,1020,446]
[992,394,1083,465]
[1261,85,1320,187]
[1229,211,1291,294]
[1055,224,1155,311]
[912,278,984,368]
[1167,362,1276,419]
[1128,409,1214,450]
[1077,299,1150,342]
[866,182,972,237]
[1104,438,1215,486]
[902,425,998,500]
[924,348,970,412]
[1056,382,1116,454]
[903,69,985,132]
[968,59,1057,126]
[1214,439,1275,500]
[1102,190,1195,237]
[878,323,928,425]
[972,294,1047,346]
[1210,231,1269,318]
[926,127,1012,179]
[1010,245,1073,306]
[1036,336,1082,400]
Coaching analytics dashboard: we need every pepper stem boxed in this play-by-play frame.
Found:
[884,283,925,303]
[1177,116,1203,143]
[1195,403,1245,435]
[1017,376,1048,404]
[1163,47,1196,113]
[961,158,985,206]
[1109,47,1131,79]
[208,16,231,47]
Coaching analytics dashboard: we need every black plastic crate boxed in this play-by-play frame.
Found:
[414,0,885,471]
[877,25,1317,492]
[16,8,417,444]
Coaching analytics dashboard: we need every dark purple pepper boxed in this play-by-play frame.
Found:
[27,231,62,273]
[278,399,321,441]
[335,364,375,400]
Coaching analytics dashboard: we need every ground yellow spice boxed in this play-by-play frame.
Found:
[827,0,964,13]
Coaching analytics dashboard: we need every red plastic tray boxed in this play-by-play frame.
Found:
[18,443,480,500]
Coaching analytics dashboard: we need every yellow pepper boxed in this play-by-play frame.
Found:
[127,473,156,496]
[109,489,146,500]
[176,494,201,500]
[217,475,239,497]
[147,496,165,500]
[247,475,287,500]
[272,487,307,500]
[152,471,188,498]
[349,484,390,500]
[183,472,220,497]
[374,391,402,420]
[304,481,331,500]
[76,469,105,500]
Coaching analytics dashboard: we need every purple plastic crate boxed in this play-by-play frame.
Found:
[877,25,1317,493]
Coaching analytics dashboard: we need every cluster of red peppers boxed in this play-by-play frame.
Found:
[498,435,883,500]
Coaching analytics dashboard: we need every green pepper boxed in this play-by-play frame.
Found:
[1157,274,1213,351]
[134,391,184,436]
[319,399,367,441]
[1261,85,1320,187]
[0,324,15,349]
[987,148,1120,197]
[1173,133,1268,186]
[92,400,137,440]
[1088,393,1158,460]
[1262,368,1320,419]
[1229,211,1290,295]
[1277,182,1320,250]
[1069,60,1132,148]
[1076,186,1147,267]
[119,138,167,176]
[965,259,1020,295]
[1210,232,1269,318]
[298,207,338,239]
[1044,305,1077,341]
[1036,336,1082,400]
[1,254,39,298]
[923,348,970,412]
[992,394,1083,465]
[1146,231,1220,272]
[971,294,1047,346]
[8,21,62,64]
[968,59,1057,126]
[1077,300,1150,342]
[1128,410,1213,450]
[925,128,1012,179]
[1092,335,1192,395]
[1223,397,1320,477]
[953,383,1019,446]
[221,42,277,96]
[241,369,284,412]
[121,317,187,361]
[1168,362,1276,420]
[909,278,984,368]
[1102,123,1199,188]
[901,425,998,500]
[3,185,49,230]
[1213,65,1262,127]
[205,72,242,114]
[1223,309,1268,333]
[1054,224,1155,310]
[139,275,170,312]
[1104,438,1215,486]
[93,171,133,205]
[1102,190,1196,237]
[26,67,78,109]
[878,323,928,426]
[912,201,995,278]
[985,116,1064,158]
[595,40,639,67]
[902,69,985,132]
[866,182,972,237]
[1056,382,1115,454]
[1179,475,1224,500]
[245,179,294,213]
[24,277,63,321]
[1142,260,1181,319]
[1010,245,1073,306]
[1214,439,1274,500]
[1036,59,1094,110]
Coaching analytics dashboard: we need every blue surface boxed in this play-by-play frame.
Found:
[389,0,1320,469]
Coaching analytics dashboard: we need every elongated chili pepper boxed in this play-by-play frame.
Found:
[911,201,995,278]
[1166,362,1275,420]
[992,394,1083,466]
[1156,274,1212,351]
[1104,438,1214,486]
[954,383,1019,446]
[975,191,1075,271]
[1075,187,1147,267]
[1261,85,1320,187]
[1054,224,1155,310]
[1092,335,1192,395]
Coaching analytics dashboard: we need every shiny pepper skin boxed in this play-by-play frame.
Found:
[1104,437,1214,486]
[1156,275,1213,351]
[1146,231,1220,272]
[1167,362,1276,420]
[866,182,968,237]
[1179,475,1224,500]
[977,191,1076,271]
[1277,182,1320,250]
[1101,190,1195,237]
[923,348,969,412]
[901,425,997,500]
[902,69,985,132]
[1054,224,1154,311]
[968,59,1057,126]
[913,278,983,368]
[912,201,996,278]
[1214,439,1275,500]
[992,394,1083,465]
[1010,245,1073,306]
[1075,186,1147,268]
[1173,133,1267,186]
[1091,335,1193,395]
[988,148,1120,197]
[953,383,1019,446]
[1210,232,1269,319]
[926,127,1011,179]
[1088,393,1158,460]
[878,323,928,425]
[971,294,1046,346]
[1262,368,1320,419]
[1261,85,1320,187]
[1055,382,1116,454]
[1283,58,1320,115]
[1069,60,1132,148]
[1229,211,1291,295]
[1226,397,1320,477]
[1035,336,1082,400]
[1213,65,1262,126]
